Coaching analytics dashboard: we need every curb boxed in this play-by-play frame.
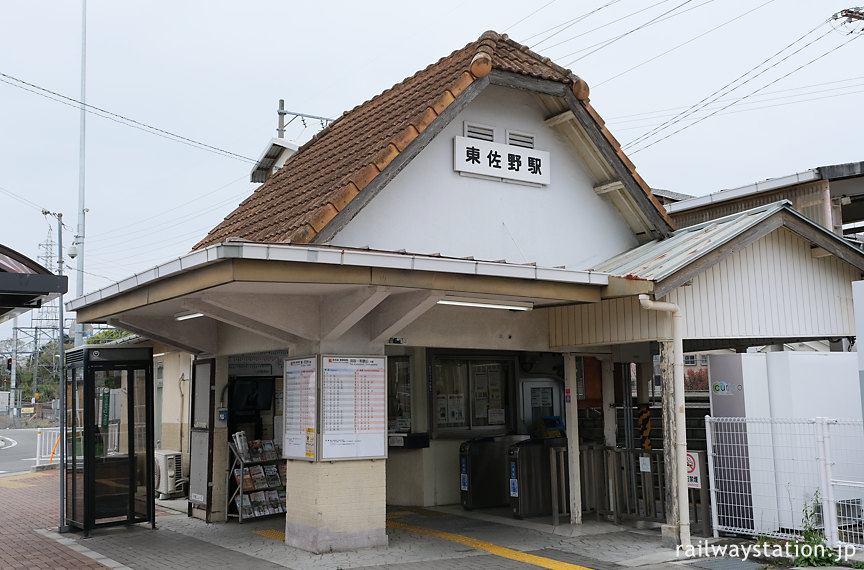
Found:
[34,528,133,570]
[31,462,59,472]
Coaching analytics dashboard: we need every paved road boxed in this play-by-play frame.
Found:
[0,428,40,473]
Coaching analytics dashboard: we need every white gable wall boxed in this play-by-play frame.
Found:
[549,227,860,348]
[330,85,638,270]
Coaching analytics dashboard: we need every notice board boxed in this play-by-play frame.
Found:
[320,356,387,460]
[283,357,318,460]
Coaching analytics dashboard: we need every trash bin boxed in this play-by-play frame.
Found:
[508,436,568,518]
[460,435,528,510]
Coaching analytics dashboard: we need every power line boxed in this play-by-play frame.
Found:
[594,0,776,88]
[503,0,560,33]
[0,184,45,212]
[85,175,249,242]
[0,71,256,164]
[608,86,864,132]
[609,81,864,126]
[623,21,832,150]
[629,33,862,154]
[605,75,864,121]
[561,0,705,66]
[533,0,673,51]
[529,0,624,49]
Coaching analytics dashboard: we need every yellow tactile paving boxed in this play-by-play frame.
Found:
[254,529,286,541]
[0,472,50,489]
[387,520,595,570]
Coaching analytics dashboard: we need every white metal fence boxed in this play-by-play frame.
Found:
[35,426,114,466]
[35,427,63,466]
[705,416,864,549]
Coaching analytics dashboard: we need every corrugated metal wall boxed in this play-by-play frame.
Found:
[550,227,859,348]
[671,181,831,231]
[549,295,671,348]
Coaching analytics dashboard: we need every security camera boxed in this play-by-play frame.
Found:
[67,244,78,259]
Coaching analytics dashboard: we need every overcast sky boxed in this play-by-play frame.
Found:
[2,1,862,339]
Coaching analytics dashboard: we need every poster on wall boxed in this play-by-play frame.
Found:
[283,357,318,460]
[320,356,387,460]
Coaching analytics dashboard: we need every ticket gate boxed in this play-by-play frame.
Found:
[508,435,568,519]
[459,435,529,509]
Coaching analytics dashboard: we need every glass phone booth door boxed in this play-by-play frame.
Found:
[64,346,154,536]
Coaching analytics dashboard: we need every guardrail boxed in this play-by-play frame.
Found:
[35,427,86,466]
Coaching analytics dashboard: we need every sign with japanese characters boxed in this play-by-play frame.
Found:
[320,356,387,460]
[453,135,550,185]
[284,357,318,461]
[686,451,702,489]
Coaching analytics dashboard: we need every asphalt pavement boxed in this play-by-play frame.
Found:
[0,428,39,473]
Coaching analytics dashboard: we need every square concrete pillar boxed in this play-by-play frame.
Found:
[283,459,387,553]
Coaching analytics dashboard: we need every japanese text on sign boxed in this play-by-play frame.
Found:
[453,136,550,185]
[284,357,318,460]
[320,356,387,460]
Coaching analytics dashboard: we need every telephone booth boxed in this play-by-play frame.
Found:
[64,346,155,536]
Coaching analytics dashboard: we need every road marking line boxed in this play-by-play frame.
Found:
[387,520,595,570]
[0,437,18,449]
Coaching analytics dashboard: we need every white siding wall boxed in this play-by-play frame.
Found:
[667,227,858,339]
[331,85,638,270]
[550,296,669,349]
[550,228,859,348]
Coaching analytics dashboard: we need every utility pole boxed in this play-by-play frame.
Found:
[74,0,87,348]
[11,317,18,420]
[42,209,68,533]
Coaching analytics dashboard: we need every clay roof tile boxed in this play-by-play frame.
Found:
[193,31,667,250]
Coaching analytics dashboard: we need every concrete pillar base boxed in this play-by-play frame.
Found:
[283,460,387,553]
[661,523,681,547]
[284,521,388,554]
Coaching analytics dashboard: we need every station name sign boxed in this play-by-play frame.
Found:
[453,136,550,185]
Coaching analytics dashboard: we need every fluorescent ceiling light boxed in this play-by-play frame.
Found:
[437,296,532,311]
[175,312,204,321]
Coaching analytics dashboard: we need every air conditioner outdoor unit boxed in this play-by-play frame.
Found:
[154,449,184,499]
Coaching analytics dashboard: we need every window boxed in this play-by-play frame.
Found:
[387,356,411,433]
[506,130,534,149]
[431,357,514,433]
[683,354,697,366]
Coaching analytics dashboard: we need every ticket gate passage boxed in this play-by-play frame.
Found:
[459,435,529,509]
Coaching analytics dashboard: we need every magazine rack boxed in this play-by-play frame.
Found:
[226,439,286,523]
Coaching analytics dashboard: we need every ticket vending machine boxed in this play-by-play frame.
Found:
[64,346,155,536]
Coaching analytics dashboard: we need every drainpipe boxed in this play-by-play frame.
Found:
[638,294,691,548]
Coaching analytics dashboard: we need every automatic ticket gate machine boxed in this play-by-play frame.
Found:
[64,346,155,536]
[459,376,569,516]
[508,377,569,518]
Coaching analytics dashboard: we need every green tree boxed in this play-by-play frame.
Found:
[86,327,134,344]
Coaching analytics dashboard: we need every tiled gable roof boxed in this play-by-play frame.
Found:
[194,31,665,250]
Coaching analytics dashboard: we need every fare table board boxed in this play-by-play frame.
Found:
[283,355,387,462]
[283,357,318,460]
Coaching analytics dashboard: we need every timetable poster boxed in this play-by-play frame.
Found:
[320,356,387,460]
[283,357,318,460]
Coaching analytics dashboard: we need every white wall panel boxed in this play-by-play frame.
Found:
[666,228,858,340]
[550,228,860,349]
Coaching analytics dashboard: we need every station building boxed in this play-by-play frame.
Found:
[69,32,864,553]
